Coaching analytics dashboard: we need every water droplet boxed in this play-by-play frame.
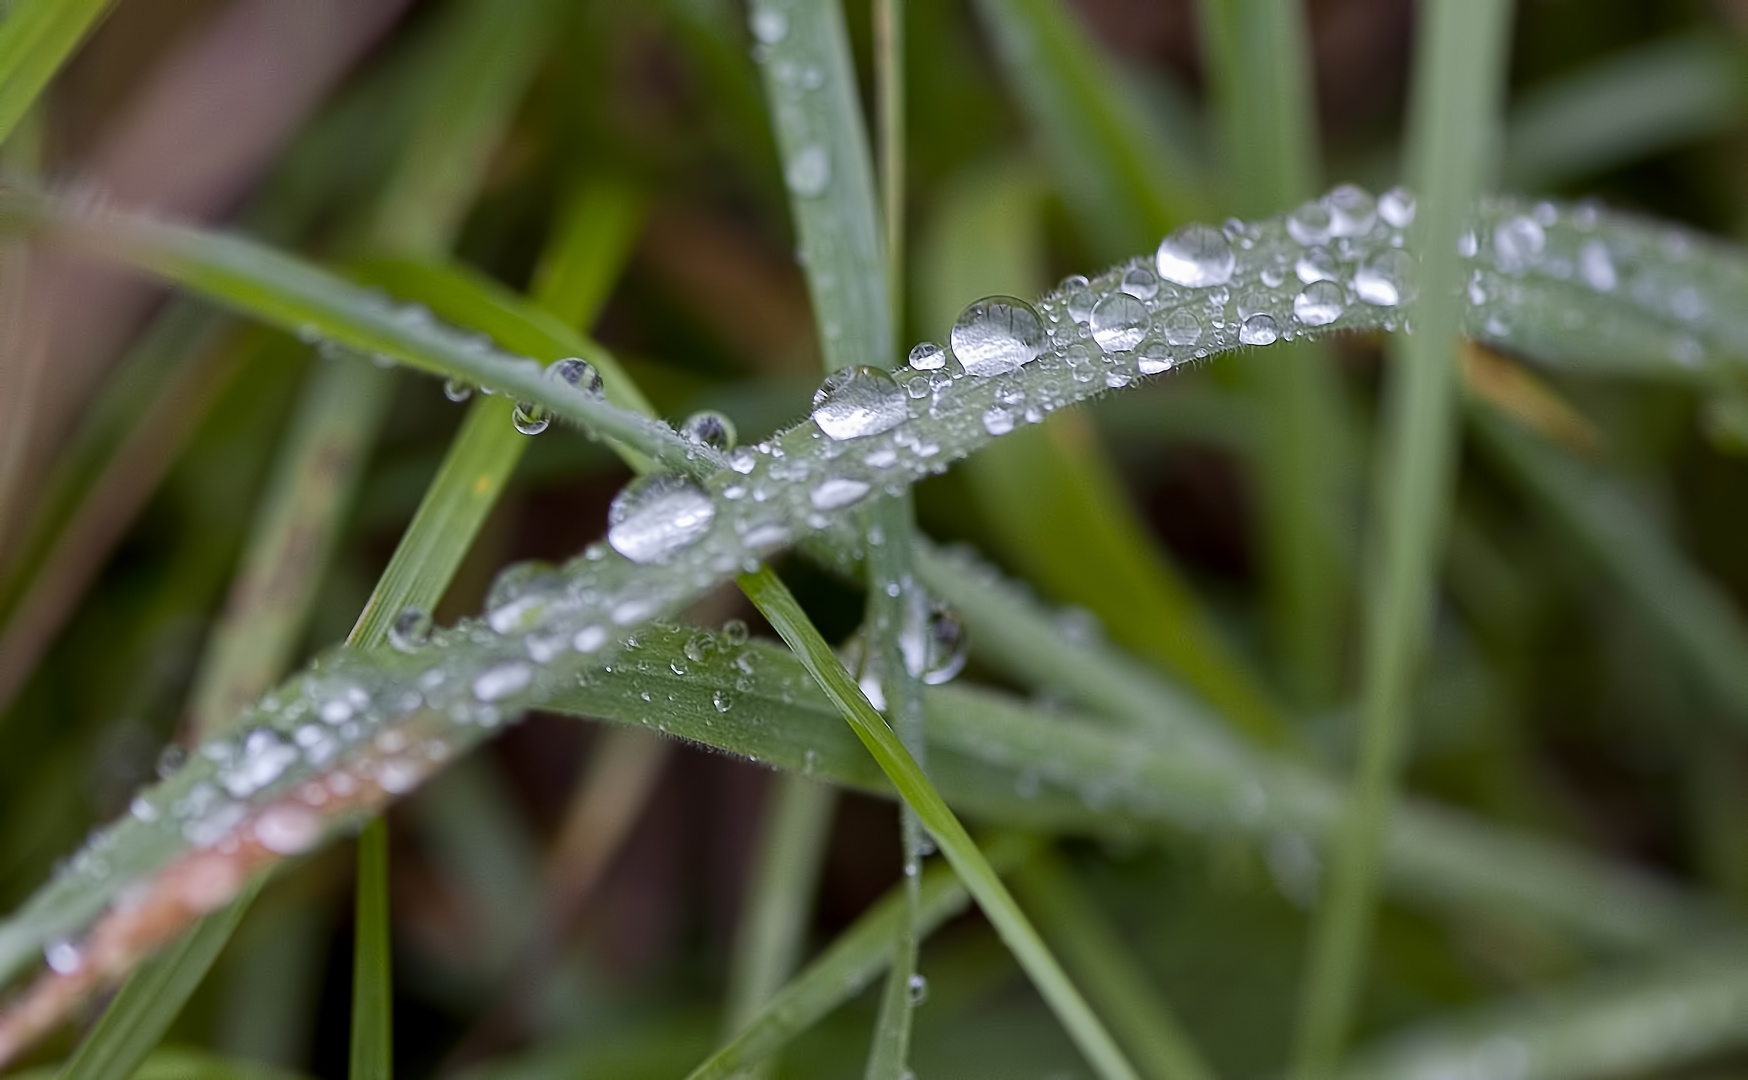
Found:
[1295,246,1338,283]
[949,297,1046,376]
[1137,342,1174,375]
[1286,200,1333,245]
[254,805,322,855]
[45,941,81,975]
[712,690,733,713]
[1066,289,1097,323]
[680,410,736,450]
[809,476,870,509]
[1379,186,1416,228]
[750,5,787,43]
[157,744,188,780]
[443,378,473,402]
[1120,266,1158,299]
[1155,223,1235,287]
[1494,216,1545,271]
[907,973,929,1005]
[1293,280,1345,326]
[1089,293,1150,352]
[389,607,432,652]
[1579,240,1617,292]
[812,366,907,440]
[1353,249,1416,307]
[549,357,604,394]
[607,475,717,563]
[574,625,608,653]
[900,603,967,685]
[473,661,532,702]
[1325,184,1377,236]
[223,728,298,798]
[907,341,946,370]
[1239,313,1279,346]
[982,406,1014,435]
[785,144,831,198]
[1162,309,1202,346]
[512,401,549,435]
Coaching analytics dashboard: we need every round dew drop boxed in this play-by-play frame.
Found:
[1494,216,1545,271]
[1239,313,1279,346]
[1293,280,1346,326]
[1163,309,1203,347]
[1089,293,1150,352]
[1379,186,1416,228]
[549,357,604,394]
[512,401,549,435]
[1353,249,1416,307]
[907,341,946,370]
[607,475,718,563]
[680,409,736,451]
[812,366,907,440]
[1156,223,1235,288]
[982,406,1015,436]
[1137,342,1174,375]
[785,144,831,198]
[389,606,432,652]
[1579,240,1617,292]
[1287,200,1333,246]
[950,297,1046,376]
[749,5,787,43]
[1120,266,1159,299]
[443,378,473,402]
[1325,184,1377,237]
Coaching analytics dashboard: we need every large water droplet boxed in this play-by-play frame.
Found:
[785,144,831,198]
[1155,224,1235,288]
[1494,216,1545,271]
[1239,313,1279,346]
[1353,249,1416,307]
[1293,280,1345,326]
[812,366,907,440]
[949,297,1046,376]
[607,476,717,563]
[389,607,432,652]
[680,410,736,450]
[1089,293,1150,352]
[1325,184,1377,236]
[907,341,946,370]
[809,476,870,509]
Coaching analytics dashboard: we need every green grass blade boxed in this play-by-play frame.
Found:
[968,0,1206,256]
[689,834,1039,1080]
[1012,850,1217,1080]
[1197,0,1318,206]
[350,819,393,1080]
[0,0,116,148]
[1291,1,1515,1074]
[722,775,836,1079]
[57,881,262,1080]
[736,565,1142,1080]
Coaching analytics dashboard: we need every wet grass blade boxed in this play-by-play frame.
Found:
[0,0,116,147]
[739,564,1142,1080]
[1291,1,1515,1074]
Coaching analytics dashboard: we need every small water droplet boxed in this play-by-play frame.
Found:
[389,607,432,652]
[1494,216,1545,271]
[1239,313,1279,346]
[1295,246,1338,283]
[473,661,532,702]
[512,401,549,435]
[574,625,608,653]
[750,5,787,43]
[45,941,81,975]
[1353,249,1416,307]
[712,690,733,713]
[1293,280,1345,326]
[722,618,750,646]
[1162,309,1202,346]
[982,406,1014,435]
[254,805,322,855]
[1120,266,1158,299]
[907,341,946,370]
[1379,186,1416,228]
[1137,342,1174,375]
[1579,240,1616,292]
[549,357,604,394]
[900,603,968,685]
[812,366,907,440]
[443,378,473,402]
[1325,184,1377,236]
[680,409,736,450]
[1156,223,1235,288]
[950,297,1046,376]
[1089,293,1150,352]
[1287,200,1333,245]
[785,144,831,198]
[809,476,871,509]
[607,475,717,563]
[907,973,929,1005]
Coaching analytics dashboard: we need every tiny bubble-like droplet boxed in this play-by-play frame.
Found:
[722,618,750,646]
[950,297,1046,376]
[443,378,473,402]
[908,973,929,1005]
[750,5,787,43]
[680,410,736,450]
[607,475,717,563]
[1155,223,1235,288]
[1137,342,1174,375]
[982,406,1015,435]
[812,366,907,440]
[389,607,432,652]
[1293,280,1346,326]
[785,144,831,198]
[1089,293,1150,352]
[1286,200,1333,245]
[907,341,946,370]
[1494,216,1545,271]
[1239,313,1279,346]
[1162,309,1203,347]
[1579,240,1617,292]
[1120,266,1158,299]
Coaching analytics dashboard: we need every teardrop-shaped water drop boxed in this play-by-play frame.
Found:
[548,356,604,395]
[512,401,550,435]
[389,607,432,652]
[785,144,831,198]
[1293,280,1346,326]
[1155,223,1235,288]
[1379,186,1416,228]
[1353,249,1417,307]
[1239,313,1279,346]
[443,378,473,402]
[812,365,907,440]
[907,341,946,370]
[949,297,1046,376]
[1325,184,1377,236]
[680,409,736,450]
[607,475,717,563]
[1089,293,1150,352]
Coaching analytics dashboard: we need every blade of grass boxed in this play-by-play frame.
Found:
[1011,848,1218,1080]
[688,833,1040,1080]
[0,0,117,148]
[1291,1,1515,1075]
[737,564,1141,1080]
[350,821,392,1080]
[1198,0,1354,709]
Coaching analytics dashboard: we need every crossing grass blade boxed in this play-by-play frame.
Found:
[0,0,117,148]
